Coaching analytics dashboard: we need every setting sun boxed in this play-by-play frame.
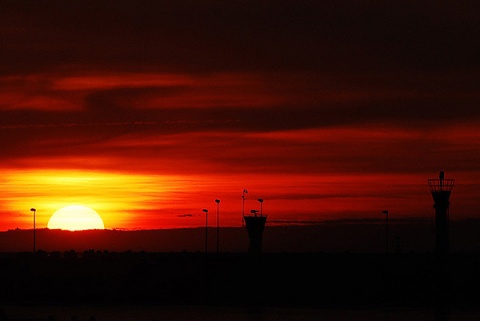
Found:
[47,205,105,231]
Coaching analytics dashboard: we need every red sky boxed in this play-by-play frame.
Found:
[1,0,480,231]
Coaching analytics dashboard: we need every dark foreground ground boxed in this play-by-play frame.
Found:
[1,251,480,312]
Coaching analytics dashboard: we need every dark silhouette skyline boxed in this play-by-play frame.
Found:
[2,216,480,254]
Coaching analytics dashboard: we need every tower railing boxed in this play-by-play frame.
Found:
[427,178,455,193]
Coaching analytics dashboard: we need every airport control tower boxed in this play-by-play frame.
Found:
[243,192,267,254]
[428,171,454,254]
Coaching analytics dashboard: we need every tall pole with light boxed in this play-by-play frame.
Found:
[382,210,389,254]
[258,198,264,217]
[30,208,36,254]
[215,199,220,254]
[202,208,208,253]
[242,189,248,226]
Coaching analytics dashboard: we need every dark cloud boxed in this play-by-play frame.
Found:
[1,1,479,74]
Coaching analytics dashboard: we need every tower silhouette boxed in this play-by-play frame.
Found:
[428,171,454,255]
[243,200,267,255]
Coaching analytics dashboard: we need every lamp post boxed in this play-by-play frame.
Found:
[215,199,220,254]
[202,208,208,253]
[382,210,389,254]
[30,208,36,254]
[242,189,248,226]
[258,198,263,217]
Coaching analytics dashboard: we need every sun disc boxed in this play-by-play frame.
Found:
[48,205,105,231]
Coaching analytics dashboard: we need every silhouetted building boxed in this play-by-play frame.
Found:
[244,209,267,254]
[428,171,454,255]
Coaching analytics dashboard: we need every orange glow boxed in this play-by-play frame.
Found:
[0,168,190,230]
[1,118,480,232]
[0,167,407,230]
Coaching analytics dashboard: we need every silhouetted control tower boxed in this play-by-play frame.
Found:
[428,171,454,254]
[244,210,267,255]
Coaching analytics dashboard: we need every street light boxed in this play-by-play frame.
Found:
[382,210,389,254]
[30,208,36,254]
[215,199,220,254]
[242,189,248,226]
[258,198,264,217]
[202,208,208,253]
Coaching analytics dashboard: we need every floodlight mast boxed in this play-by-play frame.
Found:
[242,189,248,226]
[215,199,220,254]
[258,198,264,216]
[202,208,209,253]
[382,210,388,254]
[30,208,36,254]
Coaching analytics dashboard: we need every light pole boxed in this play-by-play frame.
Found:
[202,208,208,253]
[382,210,389,254]
[258,198,263,217]
[242,189,248,226]
[215,199,220,254]
[30,208,36,254]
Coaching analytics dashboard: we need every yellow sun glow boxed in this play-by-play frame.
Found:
[47,205,105,231]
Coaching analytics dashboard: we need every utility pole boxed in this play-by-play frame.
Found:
[30,208,36,254]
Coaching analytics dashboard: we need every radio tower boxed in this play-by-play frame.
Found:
[428,171,455,255]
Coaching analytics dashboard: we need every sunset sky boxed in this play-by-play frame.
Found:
[1,1,480,231]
